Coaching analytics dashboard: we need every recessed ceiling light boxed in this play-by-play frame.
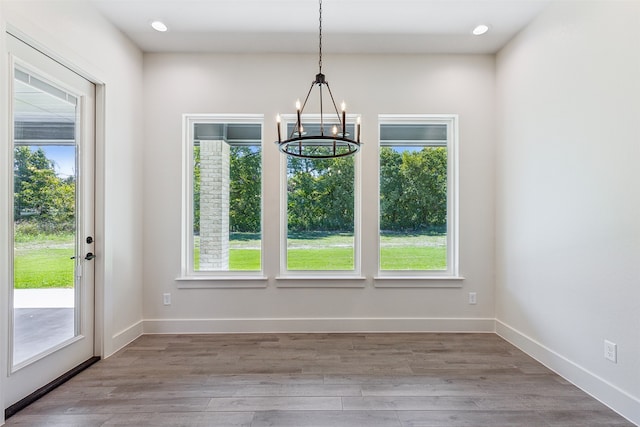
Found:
[151,20,168,32]
[472,24,490,36]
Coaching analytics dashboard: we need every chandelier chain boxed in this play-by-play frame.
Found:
[318,0,322,73]
[275,0,361,159]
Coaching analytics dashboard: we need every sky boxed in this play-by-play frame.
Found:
[34,144,425,181]
[37,145,76,179]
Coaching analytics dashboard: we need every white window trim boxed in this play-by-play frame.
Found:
[278,113,363,282]
[178,114,267,283]
[374,114,462,284]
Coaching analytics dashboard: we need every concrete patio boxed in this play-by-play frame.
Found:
[13,289,75,366]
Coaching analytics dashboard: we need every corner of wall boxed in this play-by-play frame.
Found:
[496,321,640,426]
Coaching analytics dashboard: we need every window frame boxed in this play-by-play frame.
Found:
[180,114,266,284]
[277,113,363,280]
[376,114,460,281]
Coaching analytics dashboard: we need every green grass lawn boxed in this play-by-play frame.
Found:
[14,248,75,288]
[230,249,261,270]
[193,231,446,272]
[194,248,261,271]
[14,233,75,289]
[287,232,354,270]
[194,234,262,271]
[15,231,447,288]
[380,246,446,270]
[288,247,354,270]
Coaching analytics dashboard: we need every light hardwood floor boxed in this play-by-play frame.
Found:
[6,333,634,426]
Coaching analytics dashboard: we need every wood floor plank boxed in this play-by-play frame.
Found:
[540,409,637,426]
[207,373,325,386]
[14,397,211,415]
[1,414,113,426]
[397,410,549,427]
[207,396,343,411]
[103,411,254,426]
[106,383,362,399]
[341,396,479,411]
[4,333,635,426]
[251,410,402,427]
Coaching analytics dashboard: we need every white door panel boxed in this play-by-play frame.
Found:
[6,34,96,409]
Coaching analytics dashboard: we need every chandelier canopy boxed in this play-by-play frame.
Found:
[275,0,361,159]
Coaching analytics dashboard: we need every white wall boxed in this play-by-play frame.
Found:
[0,1,144,418]
[496,2,640,424]
[142,52,496,333]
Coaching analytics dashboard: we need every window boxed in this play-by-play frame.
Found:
[182,115,262,277]
[378,115,458,277]
[280,115,360,275]
[180,113,458,284]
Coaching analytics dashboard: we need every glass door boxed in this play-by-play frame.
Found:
[6,34,96,409]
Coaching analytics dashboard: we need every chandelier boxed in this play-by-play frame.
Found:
[275,0,361,159]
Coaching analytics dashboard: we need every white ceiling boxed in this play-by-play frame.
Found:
[89,0,552,54]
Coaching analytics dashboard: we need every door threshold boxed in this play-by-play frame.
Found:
[4,356,100,420]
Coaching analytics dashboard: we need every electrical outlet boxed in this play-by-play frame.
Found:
[604,340,617,363]
[468,292,477,305]
[163,293,171,306]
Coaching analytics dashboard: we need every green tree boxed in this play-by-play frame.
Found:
[287,157,324,231]
[229,146,261,232]
[380,146,447,231]
[287,156,354,232]
[317,157,353,231]
[379,147,404,230]
[191,142,447,236]
[400,147,447,229]
[14,146,75,233]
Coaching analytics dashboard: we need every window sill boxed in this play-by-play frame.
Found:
[176,276,268,289]
[276,275,367,288]
[373,275,464,288]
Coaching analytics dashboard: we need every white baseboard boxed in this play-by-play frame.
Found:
[496,319,640,426]
[142,317,496,335]
[108,320,144,357]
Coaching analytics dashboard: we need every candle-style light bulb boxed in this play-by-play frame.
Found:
[341,101,346,136]
[332,125,338,135]
[296,100,302,137]
[356,116,361,143]
[276,114,282,142]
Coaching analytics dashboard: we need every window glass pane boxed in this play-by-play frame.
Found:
[13,69,78,364]
[287,154,354,271]
[379,123,447,271]
[192,123,261,272]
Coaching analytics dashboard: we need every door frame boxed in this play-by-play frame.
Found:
[0,26,107,419]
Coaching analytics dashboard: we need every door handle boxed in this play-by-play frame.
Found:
[71,253,96,260]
